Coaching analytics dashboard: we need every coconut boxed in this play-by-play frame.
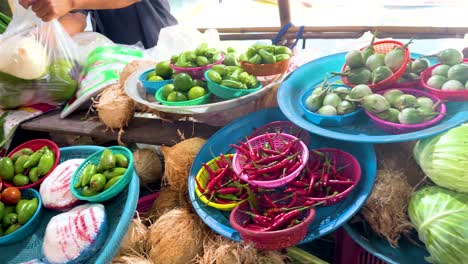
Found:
[117,216,148,256]
[360,169,413,247]
[95,84,135,145]
[112,255,153,264]
[119,60,157,91]
[147,208,204,264]
[146,188,181,223]
[161,137,206,191]
[133,148,163,187]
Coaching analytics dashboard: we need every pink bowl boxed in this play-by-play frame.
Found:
[365,88,446,134]
[232,133,309,188]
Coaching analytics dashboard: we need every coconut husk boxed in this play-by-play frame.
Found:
[147,208,205,264]
[112,255,153,264]
[119,60,157,91]
[133,148,163,187]
[145,187,181,223]
[161,137,206,191]
[360,169,414,247]
[117,215,148,256]
[195,232,287,264]
[94,83,135,146]
[374,141,424,186]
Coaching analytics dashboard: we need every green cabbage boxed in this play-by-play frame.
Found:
[408,186,468,264]
[414,124,468,193]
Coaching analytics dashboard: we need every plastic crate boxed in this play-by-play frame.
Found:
[334,228,385,264]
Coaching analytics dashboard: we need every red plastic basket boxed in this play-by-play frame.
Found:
[307,148,361,206]
[248,121,311,146]
[4,139,60,190]
[365,88,446,134]
[240,57,291,76]
[232,133,309,189]
[334,228,385,264]
[170,54,225,79]
[341,40,410,91]
[419,58,468,101]
[230,200,316,250]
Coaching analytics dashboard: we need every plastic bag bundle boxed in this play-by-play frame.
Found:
[0,0,80,109]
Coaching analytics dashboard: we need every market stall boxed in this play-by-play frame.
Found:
[1,0,468,263]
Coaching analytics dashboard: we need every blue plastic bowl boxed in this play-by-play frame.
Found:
[300,87,363,127]
[0,189,42,246]
[204,71,263,99]
[139,69,173,95]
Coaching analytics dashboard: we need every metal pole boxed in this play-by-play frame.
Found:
[277,0,291,26]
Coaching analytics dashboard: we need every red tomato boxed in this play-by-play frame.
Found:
[2,187,21,205]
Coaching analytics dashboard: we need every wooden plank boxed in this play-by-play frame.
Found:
[20,110,220,146]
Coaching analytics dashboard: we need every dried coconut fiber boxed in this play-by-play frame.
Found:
[117,215,148,256]
[360,169,413,247]
[112,255,153,264]
[146,187,181,223]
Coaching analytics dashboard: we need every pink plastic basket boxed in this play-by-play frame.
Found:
[419,59,468,101]
[170,54,225,79]
[248,121,311,146]
[306,148,361,206]
[4,139,60,190]
[365,88,446,134]
[230,200,316,250]
[232,133,309,188]
[341,40,410,91]
[334,228,385,264]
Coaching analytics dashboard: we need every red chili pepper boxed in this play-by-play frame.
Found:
[250,153,299,175]
[286,193,298,208]
[262,194,277,208]
[202,163,218,181]
[261,148,282,155]
[265,132,275,151]
[264,208,283,219]
[255,140,296,165]
[286,159,302,174]
[230,144,250,156]
[195,177,206,193]
[240,210,272,227]
[204,166,228,194]
[264,209,302,231]
[217,187,241,195]
[215,198,234,204]
[307,174,316,195]
[290,180,308,188]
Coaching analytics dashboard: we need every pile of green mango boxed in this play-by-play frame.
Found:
[239,44,292,65]
[0,146,56,186]
[0,197,39,236]
[171,43,223,68]
[75,148,129,196]
[206,65,259,89]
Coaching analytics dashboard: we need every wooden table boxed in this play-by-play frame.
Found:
[19,110,220,147]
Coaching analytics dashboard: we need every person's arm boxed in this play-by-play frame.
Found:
[58,12,87,36]
[19,0,140,22]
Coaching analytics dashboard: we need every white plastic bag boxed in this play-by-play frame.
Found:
[147,25,221,61]
[0,0,80,109]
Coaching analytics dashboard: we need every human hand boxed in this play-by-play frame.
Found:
[29,0,74,22]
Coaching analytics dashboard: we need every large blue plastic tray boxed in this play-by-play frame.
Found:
[188,108,377,244]
[343,222,430,264]
[1,146,140,264]
[277,52,468,143]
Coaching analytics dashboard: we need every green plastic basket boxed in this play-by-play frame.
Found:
[70,146,134,203]
[155,87,211,106]
[204,71,263,99]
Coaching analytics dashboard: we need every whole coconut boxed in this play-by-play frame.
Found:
[147,208,204,264]
[146,188,181,223]
[161,137,206,191]
[133,148,163,187]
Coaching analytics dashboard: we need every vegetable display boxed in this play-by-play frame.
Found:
[0,188,38,237]
[408,186,468,264]
[171,43,223,68]
[413,124,468,193]
[74,148,129,196]
[0,146,56,187]
[239,44,292,65]
[422,49,468,91]
[206,64,259,90]
[336,35,411,86]
[159,73,208,102]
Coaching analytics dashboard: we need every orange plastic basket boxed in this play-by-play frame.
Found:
[341,40,410,91]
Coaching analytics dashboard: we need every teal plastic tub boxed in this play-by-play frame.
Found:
[70,146,134,203]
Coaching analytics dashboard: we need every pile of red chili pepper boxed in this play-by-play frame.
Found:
[195,154,249,204]
[237,193,322,231]
[230,133,304,181]
[284,150,356,206]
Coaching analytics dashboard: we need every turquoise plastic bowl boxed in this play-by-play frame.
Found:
[139,69,173,95]
[300,87,363,127]
[204,71,263,99]
[0,189,42,246]
[70,146,134,202]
